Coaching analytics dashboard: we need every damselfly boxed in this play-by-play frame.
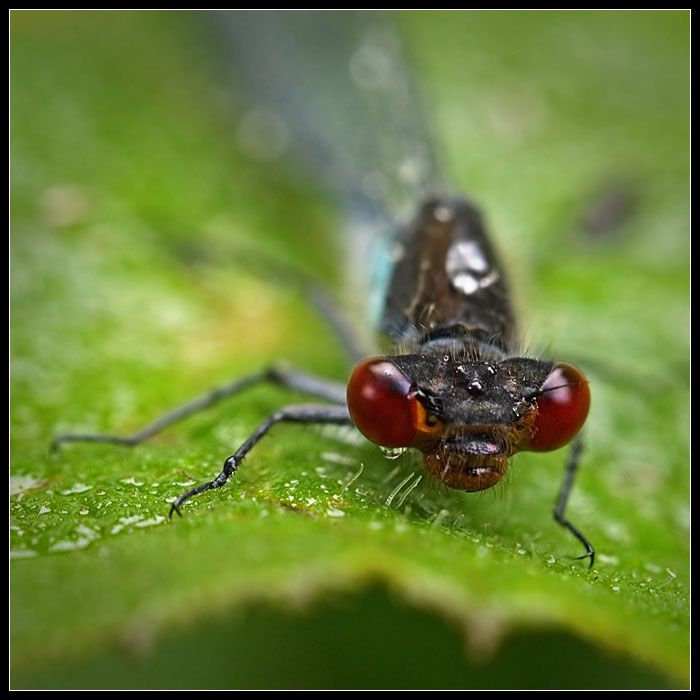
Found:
[53,12,594,565]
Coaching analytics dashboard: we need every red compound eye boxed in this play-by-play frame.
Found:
[347,358,442,448]
[527,363,590,452]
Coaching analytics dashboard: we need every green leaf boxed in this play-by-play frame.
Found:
[11,10,689,689]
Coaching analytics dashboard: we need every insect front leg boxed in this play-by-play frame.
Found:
[553,435,595,567]
[169,403,353,517]
[51,365,348,451]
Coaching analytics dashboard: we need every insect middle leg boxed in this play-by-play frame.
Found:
[553,435,595,567]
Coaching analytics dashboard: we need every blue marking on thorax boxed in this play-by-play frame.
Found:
[368,234,398,330]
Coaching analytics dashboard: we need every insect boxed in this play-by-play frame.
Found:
[53,11,594,565]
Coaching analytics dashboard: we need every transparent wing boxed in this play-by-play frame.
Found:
[212,10,447,224]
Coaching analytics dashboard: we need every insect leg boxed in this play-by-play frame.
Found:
[52,366,347,451]
[169,403,352,517]
[553,435,595,567]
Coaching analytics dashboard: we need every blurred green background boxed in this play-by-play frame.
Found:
[11,10,689,689]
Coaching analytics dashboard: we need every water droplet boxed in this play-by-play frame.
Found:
[10,474,45,495]
[61,482,93,495]
[380,446,406,460]
[134,515,166,529]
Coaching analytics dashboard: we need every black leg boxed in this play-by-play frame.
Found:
[169,403,352,517]
[51,366,347,451]
[553,435,595,567]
